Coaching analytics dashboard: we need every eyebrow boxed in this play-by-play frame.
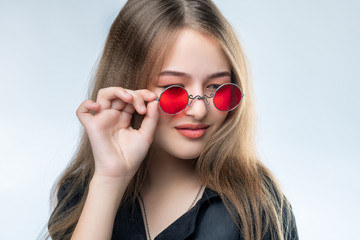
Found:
[158,70,231,80]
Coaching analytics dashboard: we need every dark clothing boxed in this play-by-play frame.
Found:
[111,187,299,240]
[113,187,239,239]
[55,183,299,239]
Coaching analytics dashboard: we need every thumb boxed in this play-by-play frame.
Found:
[138,100,159,142]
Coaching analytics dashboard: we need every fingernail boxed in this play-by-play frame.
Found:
[141,105,146,111]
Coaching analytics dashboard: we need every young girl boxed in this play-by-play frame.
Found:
[46,0,298,239]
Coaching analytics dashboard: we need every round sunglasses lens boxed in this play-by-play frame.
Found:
[159,86,188,114]
[213,84,242,111]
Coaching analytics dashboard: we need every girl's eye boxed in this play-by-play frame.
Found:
[157,84,183,88]
[158,84,222,89]
[208,84,221,89]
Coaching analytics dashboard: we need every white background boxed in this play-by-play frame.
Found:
[0,0,359,239]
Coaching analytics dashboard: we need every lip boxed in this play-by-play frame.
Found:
[175,124,210,139]
[175,124,210,130]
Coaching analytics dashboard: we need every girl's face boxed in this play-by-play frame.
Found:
[152,28,231,159]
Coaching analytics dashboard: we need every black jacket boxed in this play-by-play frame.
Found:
[54,183,299,239]
[112,187,299,239]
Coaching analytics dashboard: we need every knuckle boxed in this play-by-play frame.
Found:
[136,89,149,95]
[75,107,81,116]
[130,92,141,101]
[140,89,155,98]
[109,86,121,92]
[139,91,149,100]
[125,88,134,94]
[97,88,106,98]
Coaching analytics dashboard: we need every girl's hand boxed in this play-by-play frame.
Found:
[76,87,159,180]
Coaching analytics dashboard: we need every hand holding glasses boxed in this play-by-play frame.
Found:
[155,83,244,115]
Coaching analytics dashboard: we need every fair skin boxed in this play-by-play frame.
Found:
[72,28,231,240]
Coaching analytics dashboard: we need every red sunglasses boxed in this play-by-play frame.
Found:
[155,83,244,115]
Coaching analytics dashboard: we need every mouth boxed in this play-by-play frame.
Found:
[175,124,210,139]
[175,124,210,130]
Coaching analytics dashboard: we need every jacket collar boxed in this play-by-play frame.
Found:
[135,186,220,240]
[197,186,220,204]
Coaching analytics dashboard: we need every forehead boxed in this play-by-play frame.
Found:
[159,28,230,82]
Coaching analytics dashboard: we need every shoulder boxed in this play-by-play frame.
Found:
[196,187,299,240]
[282,201,299,240]
[261,171,299,239]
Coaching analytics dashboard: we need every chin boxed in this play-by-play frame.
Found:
[171,136,207,157]
[172,151,201,160]
[153,137,203,160]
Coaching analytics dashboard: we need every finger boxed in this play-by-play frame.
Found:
[138,99,160,143]
[110,98,126,111]
[96,87,133,110]
[134,89,158,101]
[76,100,101,123]
[96,87,157,114]
[122,103,135,115]
[109,92,147,114]
[126,91,147,115]
[128,89,157,115]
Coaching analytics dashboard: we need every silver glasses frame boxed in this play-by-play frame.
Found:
[155,82,244,115]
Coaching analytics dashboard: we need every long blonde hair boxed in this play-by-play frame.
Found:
[44,0,294,239]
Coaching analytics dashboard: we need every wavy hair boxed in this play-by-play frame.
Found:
[43,0,294,239]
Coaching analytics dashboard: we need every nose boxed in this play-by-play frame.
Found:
[184,92,209,119]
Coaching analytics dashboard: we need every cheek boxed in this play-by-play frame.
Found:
[152,114,179,150]
[154,111,174,136]
[213,111,229,128]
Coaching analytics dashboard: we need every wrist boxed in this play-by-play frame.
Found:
[91,174,133,187]
[89,174,132,206]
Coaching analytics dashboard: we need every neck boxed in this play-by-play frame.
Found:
[143,144,202,195]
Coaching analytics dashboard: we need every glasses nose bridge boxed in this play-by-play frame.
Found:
[187,90,214,110]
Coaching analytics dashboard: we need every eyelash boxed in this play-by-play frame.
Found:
[158,84,221,89]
